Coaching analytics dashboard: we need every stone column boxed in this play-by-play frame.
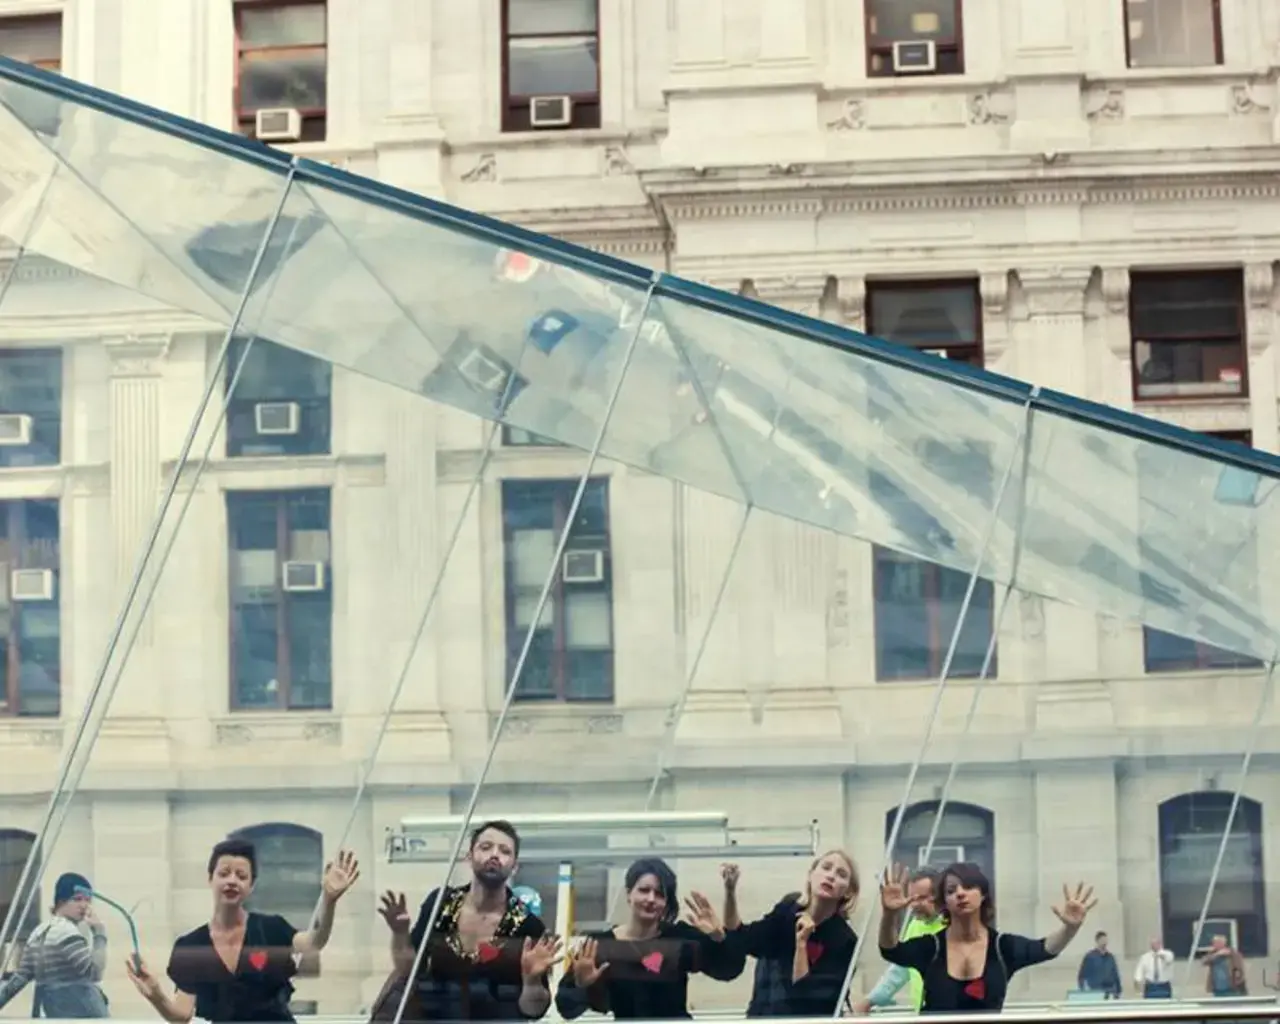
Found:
[671,0,727,68]
[1245,262,1277,448]
[376,0,444,195]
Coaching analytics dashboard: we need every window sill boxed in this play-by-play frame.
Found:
[1100,64,1242,84]
[163,452,386,488]
[212,711,341,748]
[448,125,634,156]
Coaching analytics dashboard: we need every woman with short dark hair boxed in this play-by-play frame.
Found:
[556,857,740,1019]
[879,861,1095,1013]
[125,838,359,1023]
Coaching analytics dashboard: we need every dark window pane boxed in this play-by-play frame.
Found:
[238,4,326,47]
[869,284,979,346]
[867,0,958,43]
[239,48,327,110]
[507,37,598,96]
[507,0,597,36]
[1144,626,1262,672]
[287,596,332,709]
[234,603,280,707]
[285,489,330,534]
[229,496,280,551]
[0,15,61,65]
[1127,0,1219,67]
[0,831,40,941]
[0,351,61,468]
[231,339,331,400]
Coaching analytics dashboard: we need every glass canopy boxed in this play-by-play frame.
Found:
[0,53,1275,1019]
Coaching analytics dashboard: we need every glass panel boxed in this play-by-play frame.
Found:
[867,0,958,43]
[507,0,598,36]
[238,3,327,48]
[1127,0,1219,67]
[239,48,327,111]
[507,37,598,96]
[868,283,980,346]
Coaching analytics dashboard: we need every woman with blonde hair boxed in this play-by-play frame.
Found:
[720,850,859,1017]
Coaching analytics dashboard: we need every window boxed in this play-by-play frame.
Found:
[0,500,60,718]
[866,280,983,367]
[502,479,613,701]
[0,829,39,949]
[873,549,996,680]
[227,489,332,711]
[866,0,963,77]
[1125,0,1222,68]
[0,351,61,469]
[1131,270,1246,401]
[887,801,995,886]
[1159,792,1266,958]
[234,1,327,142]
[231,823,323,977]
[1142,430,1262,672]
[502,0,600,132]
[226,338,331,458]
[0,15,61,71]
[503,426,565,447]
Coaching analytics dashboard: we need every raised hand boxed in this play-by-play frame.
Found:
[321,850,361,901]
[571,937,609,987]
[795,912,816,946]
[125,957,161,1001]
[720,863,740,892]
[684,891,725,938]
[879,863,911,913]
[520,935,563,980]
[378,891,411,935]
[1052,882,1097,928]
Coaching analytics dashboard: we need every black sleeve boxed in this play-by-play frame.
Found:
[408,890,443,953]
[727,899,790,959]
[1001,933,1055,974]
[519,915,548,940]
[684,923,746,982]
[880,933,936,972]
[166,941,197,996]
[264,914,298,949]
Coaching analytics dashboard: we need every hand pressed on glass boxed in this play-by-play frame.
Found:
[1051,882,1098,928]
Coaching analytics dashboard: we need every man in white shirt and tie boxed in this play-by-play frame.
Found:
[1134,936,1175,998]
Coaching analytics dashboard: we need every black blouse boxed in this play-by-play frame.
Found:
[167,912,298,1023]
[556,922,744,1020]
[731,897,856,1018]
[880,927,1056,1013]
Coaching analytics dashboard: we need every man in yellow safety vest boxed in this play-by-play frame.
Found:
[853,868,945,1013]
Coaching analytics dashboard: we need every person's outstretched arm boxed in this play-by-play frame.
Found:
[0,941,35,1011]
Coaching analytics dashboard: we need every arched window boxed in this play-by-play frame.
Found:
[231,824,323,976]
[886,801,996,890]
[0,829,40,947]
[1158,792,1266,958]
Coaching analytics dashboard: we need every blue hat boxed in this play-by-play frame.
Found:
[54,872,91,906]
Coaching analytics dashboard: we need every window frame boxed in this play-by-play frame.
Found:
[865,278,984,367]
[232,0,328,141]
[0,499,61,719]
[500,0,602,132]
[0,13,63,71]
[864,0,965,78]
[230,823,323,977]
[1158,791,1267,958]
[226,488,333,712]
[1129,269,1248,403]
[1123,0,1223,69]
[0,828,40,948]
[501,478,614,703]
[887,800,996,896]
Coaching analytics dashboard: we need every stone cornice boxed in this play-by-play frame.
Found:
[0,310,220,343]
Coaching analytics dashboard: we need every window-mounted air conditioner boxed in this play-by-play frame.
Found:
[563,549,605,584]
[917,844,964,867]
[11,568,54,602]
[1193,917,1238,955]
[254,401,300,436]
[282,560,326,592]
[529,95,572,128]
[457,348,509,393]
[892,39,937,74]
[255,107,303,143]
[923,348,950,359]
[0,414,33,446]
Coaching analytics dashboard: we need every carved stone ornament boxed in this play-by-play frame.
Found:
[837,275,866,328]
[1016,266,1092,319]
[105,333,172,378]
[460,152,497,183]
[968,93,1010,126]
[979,271,1010,316]
[1100,267,1130,315]
[1085,88,1125,122]
[216,723,254,745]
[826,99,866,131]
[303,721,341,744]
[1230,84,1270,116]
[603,146,633,176]
[1244,262,1276,309]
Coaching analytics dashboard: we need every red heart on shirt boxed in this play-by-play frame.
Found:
[641,951,664,974]
[806,940,825,963]
[477,942,501,964]
[963,979,986,1001]
[248,951,267,972]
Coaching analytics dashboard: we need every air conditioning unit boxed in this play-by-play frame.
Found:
[11,568,54,602]
[917,844,964,868]
[282,561,326,592]
[529,95,572,128]
[457,348,509,393]
[254,401,300,436]
[255,107,302,142]
[892,39,937,74]
[0,414,33,446]
[1193,917,1238,955]
[563,549,605,584]
[924,349,950,359]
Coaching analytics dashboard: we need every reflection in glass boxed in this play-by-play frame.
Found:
[227,489,333,710]
[226,337,332,458]
[507,37,599,97]
[0,349,61,468]
[231,823,324,978]
[0,15,62,71]
[506,0,597,37]
[0,498,60,717]
[867,279,983,366]
[1126,0,1221,68]
[502,478,613,701]
[889,800,996,879]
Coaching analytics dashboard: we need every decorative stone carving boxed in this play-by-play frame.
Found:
[586,714,623,734]
[968,93,1010,126]
[104,333,172,378]
[1085,88,1125,121]
[768,163,806,176]
[1100,267,1130,315]
[603,146,633,176]
[460,153,497,183]
[1230,84,1271,115]
[1244,262,1276,309]
[1016,266,1092,319]
[979,271,1010,316]
[303,721,341,744]
[826,99,866,131]
[216,723,254,745]
[837,275,866,330]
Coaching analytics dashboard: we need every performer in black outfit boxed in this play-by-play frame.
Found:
[722,850,860,1017]
[126,838,359,1023]
[556,857,742,1019]
[878,861,1095,1013]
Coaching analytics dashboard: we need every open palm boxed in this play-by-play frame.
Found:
[684,891,723,936]
[321,850,361,901]
[1052,882,1097,927]
[879,863,911,913]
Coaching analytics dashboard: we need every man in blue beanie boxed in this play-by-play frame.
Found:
[0,871,109,1017]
